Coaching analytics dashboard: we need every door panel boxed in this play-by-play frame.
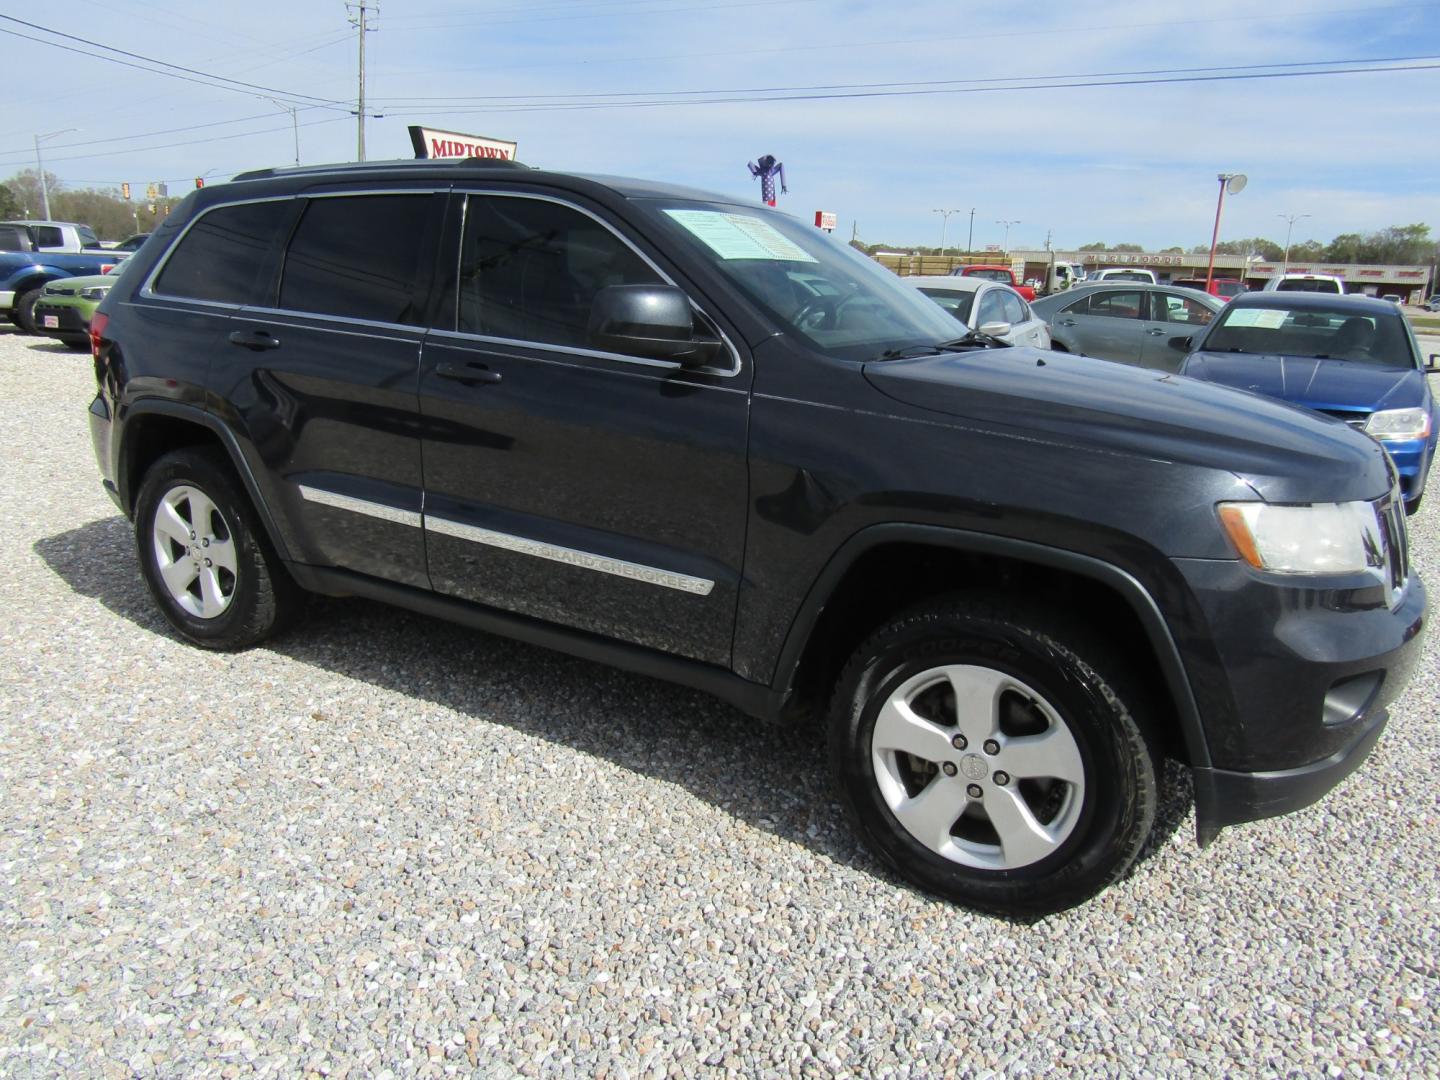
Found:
[1138,291,1215,370]
[1063,289,1144,363]
[210,191,442,587]
[418,191,751,666]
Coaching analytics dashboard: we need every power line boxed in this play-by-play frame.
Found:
[0,15,353,109]
[0,109,331,161]
[370,52,1440,103]
[0,115,351,168]
[367,58,1440,117]
[368,2,1440,82]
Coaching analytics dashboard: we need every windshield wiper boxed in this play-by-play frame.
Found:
[874,331,1013,361]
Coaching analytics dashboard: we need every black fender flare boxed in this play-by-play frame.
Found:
[117,399,293,562]
[770,522,1212,769]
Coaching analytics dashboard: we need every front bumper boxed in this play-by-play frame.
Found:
[33,300,93,338]
[1378,436,1433,504]
[1174,556,1426,842]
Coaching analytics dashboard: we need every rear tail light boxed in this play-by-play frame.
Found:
[90,310,109,361]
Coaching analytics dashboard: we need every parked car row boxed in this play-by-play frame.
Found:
[908,273,1438,513]
[0,219,142,340]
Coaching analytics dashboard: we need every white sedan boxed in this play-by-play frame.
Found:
[905,275,1051,349]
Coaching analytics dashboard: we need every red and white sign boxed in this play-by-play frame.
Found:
[814,210,837,232]
[409,125,518,161]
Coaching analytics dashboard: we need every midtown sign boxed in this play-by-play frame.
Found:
[408,126,518,161]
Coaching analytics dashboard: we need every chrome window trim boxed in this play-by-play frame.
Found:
[236,306,425,341]
[297,485,422,528]
[427,328,730,376]
[425,514,715,596]
[139,186,743,377]
[448,189,743,379]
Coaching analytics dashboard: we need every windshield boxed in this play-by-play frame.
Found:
[1202,304,1415,366]
[917,287,976,325]
[642,200,960,361]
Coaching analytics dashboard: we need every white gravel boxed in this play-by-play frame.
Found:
[1,323,1437,1077]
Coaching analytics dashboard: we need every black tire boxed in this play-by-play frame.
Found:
[60,334,90,351]
[13,288,42,334]
[1405,493,1423,516]
[829,593,1159,918]
[134,448,300,650]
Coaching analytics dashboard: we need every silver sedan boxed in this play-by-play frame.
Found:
[906,275,1051,349]
[1030,282,1222,369]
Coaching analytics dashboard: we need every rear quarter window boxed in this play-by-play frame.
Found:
[152,200,296,305]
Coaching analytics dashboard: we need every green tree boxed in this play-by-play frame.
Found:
[0,182,20,218]
[1078,241,1108,251]
[1110,243,1144,252]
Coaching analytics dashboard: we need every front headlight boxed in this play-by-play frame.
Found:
[1218,501,1382,574]
[80,287,110,301]
[1365,407,1431,441]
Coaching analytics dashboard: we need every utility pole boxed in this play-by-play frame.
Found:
[347,2,377,162]
[932,208,960,255]
[33,129,77,220]
[1277,212,1311,273]
[966,208,976,253]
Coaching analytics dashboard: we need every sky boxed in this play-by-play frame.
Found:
[2,0,1438,251]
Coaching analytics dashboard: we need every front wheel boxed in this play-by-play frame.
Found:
[134,448,299,649]
[13,288,42,334]
[829,595,1159,917]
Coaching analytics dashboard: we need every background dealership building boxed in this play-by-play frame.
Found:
[875,249,1433,302]
[1019,250,1434,301]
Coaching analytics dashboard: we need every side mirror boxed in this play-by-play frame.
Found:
[978,321,1012,337]
[587,284,723,367]
[1427,353,1439,373]
[1168,335,1192,352]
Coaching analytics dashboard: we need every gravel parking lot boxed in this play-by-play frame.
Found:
[1,323,1437,1078]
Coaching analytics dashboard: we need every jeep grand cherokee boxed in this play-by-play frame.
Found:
[87,158,1425,915]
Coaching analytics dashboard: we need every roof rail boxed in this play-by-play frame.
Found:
[232,157,529,182]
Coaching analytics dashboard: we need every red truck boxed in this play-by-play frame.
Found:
[949,264,1036,302]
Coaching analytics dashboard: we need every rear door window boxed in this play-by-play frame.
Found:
[34,225,64,248]
[152,200,296,305]
[1076,291,1143,319]
[77,226,101,248]
[279,194,434,324]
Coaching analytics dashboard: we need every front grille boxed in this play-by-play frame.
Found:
[1319,408,1369,430]
[43,285,76,296]
[1376,494,1410,600]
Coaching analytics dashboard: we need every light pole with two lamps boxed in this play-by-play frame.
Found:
[33,128,78,220]
[1278,212,1311,273]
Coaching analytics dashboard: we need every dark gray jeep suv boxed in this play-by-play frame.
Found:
[87,158,1425,915]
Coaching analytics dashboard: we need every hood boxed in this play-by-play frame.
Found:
[863,346,1392,504]
[1181,351,1426,414]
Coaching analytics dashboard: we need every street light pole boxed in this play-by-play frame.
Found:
[932,208,960,255]
[967,207,976,253]
[33,128,78,220]
[996,219,1020,252]
[1204,172,1246,291]
[1277,212,1311,273]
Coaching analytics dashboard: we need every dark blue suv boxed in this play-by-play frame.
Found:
[1176,292,1439,514]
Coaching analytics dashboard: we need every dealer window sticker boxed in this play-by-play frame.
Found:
[664,209,817,263]
[1225,308,1288,329]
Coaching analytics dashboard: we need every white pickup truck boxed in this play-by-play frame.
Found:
[0,220,109,254]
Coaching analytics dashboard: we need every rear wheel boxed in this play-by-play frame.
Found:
[829,594,1159,917]
[134,448,299,649]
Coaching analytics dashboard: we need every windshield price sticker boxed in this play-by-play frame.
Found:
[664,209,817,263]
[1226,309,1289,329]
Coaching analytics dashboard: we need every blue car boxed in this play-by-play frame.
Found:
[1174,292,1440,514]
